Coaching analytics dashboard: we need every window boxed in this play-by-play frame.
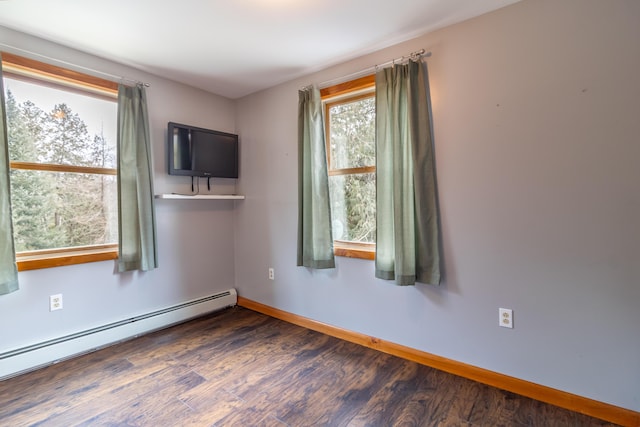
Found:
[1,53,119,271]
[322,75,376,260]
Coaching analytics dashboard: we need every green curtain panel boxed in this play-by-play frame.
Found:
[0,56,19,295]
[375,61,441,286]
[117,84,158,272]
[297,87,335,269]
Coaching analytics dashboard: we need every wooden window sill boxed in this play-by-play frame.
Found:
[16,245,118,271]
[334,241,375,260]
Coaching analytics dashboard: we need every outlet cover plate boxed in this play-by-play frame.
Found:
[499,308,513,328]
[50,294,63,311]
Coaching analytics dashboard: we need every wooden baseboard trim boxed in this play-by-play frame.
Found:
[237,296,639,427]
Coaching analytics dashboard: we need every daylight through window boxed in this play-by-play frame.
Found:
[2,53,119,270]
[322,75,376,260]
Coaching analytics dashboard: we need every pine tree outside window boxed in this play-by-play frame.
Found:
[1,53,118,271]
[322,75,376,260]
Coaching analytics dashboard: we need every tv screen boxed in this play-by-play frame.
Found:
[168,122,238,178]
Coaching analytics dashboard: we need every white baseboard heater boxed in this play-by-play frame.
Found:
[0,288,237,380]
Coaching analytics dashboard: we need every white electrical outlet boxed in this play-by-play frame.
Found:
[50,294,63,311]
[268,268,275,280]
[499,308,513,328]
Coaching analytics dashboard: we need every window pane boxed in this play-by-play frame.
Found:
[9,170,118,252]
[3,76,117,168]
[329,172,376,243]
[328,96,375,170]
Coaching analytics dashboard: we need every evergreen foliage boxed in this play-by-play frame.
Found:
[328,96,376,243]
[5,89,117,252]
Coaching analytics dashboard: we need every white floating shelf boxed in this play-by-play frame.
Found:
[155,194,245,200]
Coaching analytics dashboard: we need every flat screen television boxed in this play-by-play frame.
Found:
[168,122,239,178]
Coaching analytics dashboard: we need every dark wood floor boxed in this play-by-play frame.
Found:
[0,306,619,426]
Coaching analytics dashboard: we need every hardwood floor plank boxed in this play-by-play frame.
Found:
[137,398,198,427]
[0,351,132,413]
[181,386,292,427]
[189,328,333,391]
[0,358,136,424]
[178,381,246,418]
[69,370,205,426]
[261,345,406,425]
[124,308,270,367]
[176,317,307,375]
[348,362,453,426]
[24,362,201,426]
[213,406,291,427]
[435,378,493,424]
[0,307,623,427]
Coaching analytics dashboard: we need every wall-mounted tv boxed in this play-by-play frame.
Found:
[168,122,239,178]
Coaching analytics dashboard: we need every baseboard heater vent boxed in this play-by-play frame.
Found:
[0,288,237,380]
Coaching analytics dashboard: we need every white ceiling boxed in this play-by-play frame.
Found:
[0,0,520,99]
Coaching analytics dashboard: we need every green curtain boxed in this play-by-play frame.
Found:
[375,60,441,286]
[117,84,158,272]
[0,56,19,294]
[297,87,335,269]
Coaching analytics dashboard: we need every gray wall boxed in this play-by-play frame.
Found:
[234,0,640,412]
[1,0,638,414]
[0,27,239,349]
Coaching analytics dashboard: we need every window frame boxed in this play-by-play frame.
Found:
[2,52,119,271]
[321,75,376,260]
